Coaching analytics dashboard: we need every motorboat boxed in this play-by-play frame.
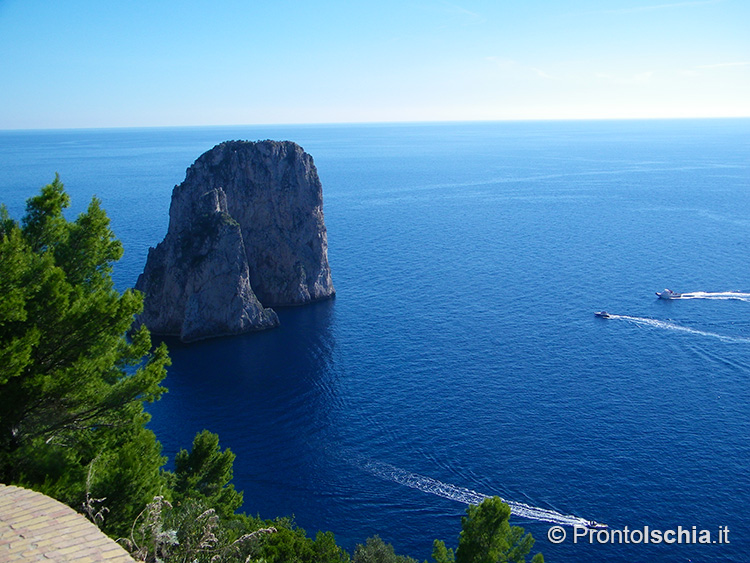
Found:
[656,289,682,299]
[585,520,608,530]
[594,311,611,318]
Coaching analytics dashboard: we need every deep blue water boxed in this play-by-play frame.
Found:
[1,120,749,562]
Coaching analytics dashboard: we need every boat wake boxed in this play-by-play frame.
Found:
[358,457,592,527]
[608,315,750,343]
[672,291,750,302]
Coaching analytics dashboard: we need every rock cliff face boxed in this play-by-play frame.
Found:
[135,140,334,342]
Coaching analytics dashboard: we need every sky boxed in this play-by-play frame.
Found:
[0,0,748,129]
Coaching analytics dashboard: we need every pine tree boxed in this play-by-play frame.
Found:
[433,497,543,563]
[0,175,170,535]
[172,429,244,518]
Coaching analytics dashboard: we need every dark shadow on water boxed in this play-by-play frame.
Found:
[145,298,340,503]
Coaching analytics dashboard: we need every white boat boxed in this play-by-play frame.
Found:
[656,289,681,299]
[594,311,611,318]
[585,520,608,529]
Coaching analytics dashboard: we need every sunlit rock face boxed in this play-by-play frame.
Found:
[135,140,334,342]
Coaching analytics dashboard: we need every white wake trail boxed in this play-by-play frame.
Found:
[359,458,591,527]
[674,291,750,302]
[609,315,750,344]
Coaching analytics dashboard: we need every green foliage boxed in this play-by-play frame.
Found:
[0,176,170,536]
[432,539,455,563]
[123,496,353,563]
[258,517,350,563]
[20,174,71,255]
[314,530,352,563]
[353,535,417,563]
[434,497,543,563]
[124,495,278,563]
[172,429,244,518]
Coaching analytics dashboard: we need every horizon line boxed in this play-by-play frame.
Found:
[1,114,749,134]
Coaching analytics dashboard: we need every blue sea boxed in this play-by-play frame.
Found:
[1,119,749,562]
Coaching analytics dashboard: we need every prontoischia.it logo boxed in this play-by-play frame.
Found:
[547,525,730,545]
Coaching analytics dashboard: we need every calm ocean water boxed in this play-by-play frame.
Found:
[1,120,749,562]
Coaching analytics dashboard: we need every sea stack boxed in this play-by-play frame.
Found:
[135,140,335,342]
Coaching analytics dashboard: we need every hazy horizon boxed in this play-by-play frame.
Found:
[2,115,749,134]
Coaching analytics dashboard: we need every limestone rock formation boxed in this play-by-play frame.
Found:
[135,140,335,342]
